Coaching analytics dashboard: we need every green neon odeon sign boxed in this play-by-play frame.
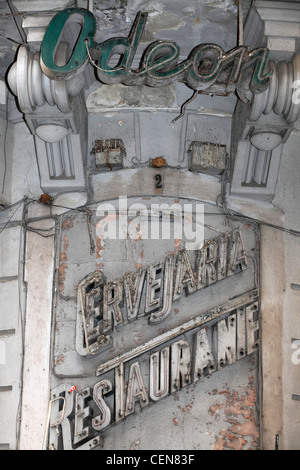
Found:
[40,8,272,94]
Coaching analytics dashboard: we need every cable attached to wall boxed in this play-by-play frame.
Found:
[87,0,93,13]
[5,0,27,43]
[235,0,244,46]
[238,0,244,46]
[172,0,245,124]
[171,90,199,124]
[1,92,9,196]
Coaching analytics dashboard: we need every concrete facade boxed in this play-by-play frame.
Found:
[0,0,299,451]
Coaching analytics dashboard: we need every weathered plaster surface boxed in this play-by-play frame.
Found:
[20,217,55,450]
[100,356,258,450]
[87,84,177,110]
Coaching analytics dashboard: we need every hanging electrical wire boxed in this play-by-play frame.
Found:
[172,0,245,124]
[87,0,93,13]
[171,90,199,123]
[0,198,25,235]
[1,92,9,196]
[235,0,244,46]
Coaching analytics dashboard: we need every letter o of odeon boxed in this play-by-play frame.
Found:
[187,44,224,90]
[40,8,96,80]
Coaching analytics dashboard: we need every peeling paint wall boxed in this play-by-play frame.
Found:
[46,196,260,450]
[210,372,259,450]
[101,355,259,450]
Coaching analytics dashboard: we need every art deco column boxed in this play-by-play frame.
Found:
[230,1,300,450]
[6,2,91,194]
[231,1,300,202]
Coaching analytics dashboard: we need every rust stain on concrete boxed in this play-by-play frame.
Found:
[135,230,143,242]
[62,216,74,231]
[181,404,193,414]
[58,234,68,294]
[174,239,181,251]
[209,377,259,450]
[129,440,140,450]
[135,247,144,270]
[96,237,105,259]
[55,354,64,365]
[95,237,105,271]
[133,330,144,346]
[152,157,166,168]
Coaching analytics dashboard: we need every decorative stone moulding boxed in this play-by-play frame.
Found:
[35,133,86,193]
[30,91,87,193]
[230,1,300,201]
[7,41,87,194]
[231,140,283,201]
[35,123,69,143]
[7,44,86,115]
[250,130,282,152]
[24,104,78,139]
[244,1,300,61]
[247,55,300,124]
[230,79,296,201]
